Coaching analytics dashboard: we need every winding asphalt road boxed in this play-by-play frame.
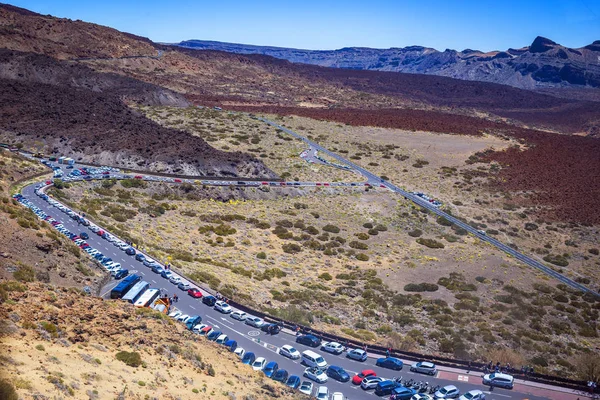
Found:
[257,117,599,298]
[16,170,582,399]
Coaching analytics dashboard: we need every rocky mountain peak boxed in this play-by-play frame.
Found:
[529,36,558,53]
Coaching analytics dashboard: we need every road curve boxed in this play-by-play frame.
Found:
[257,117,599,298]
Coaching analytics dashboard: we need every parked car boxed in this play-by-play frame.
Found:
[316,386,329,400]
[352,370,376,385]
[303,367,328,383]
[242,352,256,365]
[187,288,202,298]
[459,390,486,400]
[252,357,267,371]
[272,368,288,383]
[376,357,404,370]
[391,386,417,400]
[177,281,190,291]
[214,300,232,313]
[346,348,368,362]
[261,323,281,334]
[326,365,350,382]
[161,270,173,280]
[434,385,460,399]
[80,232,89,240]
[207,330,222,341]
[279,344,301,360]
[321,342,345,355]
[411,361,437,375]
[263,361,278,377]
[482,372,514,389]
[411,394,434,400]
[299,381,313,395]
[230,311,246,321]
[233,347,245,358]
[245,316,264,327]
[202,295,217,306]
[331,393,344,400]
[375,380,400,396]
[361,376,384,390]
[125,247,135,256]
[114,269,129,279]
[296,334,321,347]
[286,375,301,389]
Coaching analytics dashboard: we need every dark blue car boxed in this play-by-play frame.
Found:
[326,365,350,382]
[295,334,321,347]
[263,361,278,378]
[376,357,404,371]
[135,253,146,262]
[114,269,129,279]
[242,352,256,365]
[272,369,288,383]
[375,380,400,396]
[207,330,222,341]
[391,386,417,400]
[286,375,301,389]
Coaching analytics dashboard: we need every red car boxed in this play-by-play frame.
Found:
[352,369,376,385]
[261,182,268,185]
[45,180,52,185]
[198,325,213,336]
[102,171,109,175]
[174,179,182,183]
[97,230,105,236]
[188,288,203,298]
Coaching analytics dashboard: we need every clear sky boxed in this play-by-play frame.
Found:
[6,0,600,51]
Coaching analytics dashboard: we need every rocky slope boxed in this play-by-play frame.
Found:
[178,37,600,90]
[0,150,106,291]
[0,282,299,399]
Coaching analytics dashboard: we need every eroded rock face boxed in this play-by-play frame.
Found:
[178,37,600,89]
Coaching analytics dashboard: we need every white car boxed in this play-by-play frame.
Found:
[316,386,329,400]
[411,394,434,400]
[215,334,228,344]
[299,381,313,395]
[214,301,232,314]
[252,357,267,371]
[245,316,264,327]
[458,390,485,400]
[331,393,344,400]
[303,367,328,383]
[234,347,245,358]
[169,276,182,285]
[176,314,190,322]
[361,376,384,390]
[279,344,301,360]
[192,323,208,333]
[169,310,182,319]
[321,341,345,355]
[230,311,247,321]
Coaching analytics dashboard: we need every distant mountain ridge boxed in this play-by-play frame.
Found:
[177,37,600,90]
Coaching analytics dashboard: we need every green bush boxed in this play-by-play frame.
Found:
[115,351,142,367]
[318,272,333,281]
[349,241,368,250]
[524,222,539,231]
[408,229,422,237]
[437,216,452,226]
[588,248,599,256]
[282,243,301,254]
[13,265,35,282]
[323,224,340,233]
[416,238,445,249]
[120,179,147,188]
[375,224,388,232]
[256,252,267,260]
[363,222,374,229]
[404,283,439,292]
[543,254,569,267]
[355,232,370,240]
[367,229,379,236]
[0,379,18,400]
[356,253,369,261]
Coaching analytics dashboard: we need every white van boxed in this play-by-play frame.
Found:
[301,350,327,368]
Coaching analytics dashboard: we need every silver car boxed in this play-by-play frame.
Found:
[245,316,264,328]
[410,361,437,375]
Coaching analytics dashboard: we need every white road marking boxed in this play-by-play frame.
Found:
[189,305,196,310]
[220,317,234,325]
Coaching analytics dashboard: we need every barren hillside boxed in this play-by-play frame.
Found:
[0,282,299,400]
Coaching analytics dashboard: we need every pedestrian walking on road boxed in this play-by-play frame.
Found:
[173,294,178,303]
[386,348,390,358]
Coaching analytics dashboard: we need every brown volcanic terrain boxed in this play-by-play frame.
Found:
[0,77,271,177]
[2,3,600,135]
[237,106,600,224]
[0,3,156,59]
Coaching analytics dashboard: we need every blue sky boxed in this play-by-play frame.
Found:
[6,0,600,51]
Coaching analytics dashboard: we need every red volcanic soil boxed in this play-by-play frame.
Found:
[232,105,600,224]
[483,130,600,225]
[228,106,510,136]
